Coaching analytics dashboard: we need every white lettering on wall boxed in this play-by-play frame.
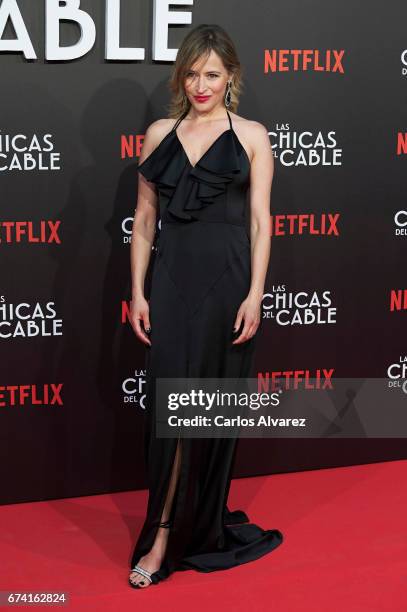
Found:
[0,0,194,61]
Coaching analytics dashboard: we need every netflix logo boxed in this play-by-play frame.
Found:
[264,49,345,73]
[270,214,340,237]
[121,134,144,160]
[396,133,407,155]
[390,290,407,312]
[0,220,61,244]
[257,369,335,391]
[0,383,63,407]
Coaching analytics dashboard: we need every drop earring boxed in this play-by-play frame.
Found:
[224,80,232,107]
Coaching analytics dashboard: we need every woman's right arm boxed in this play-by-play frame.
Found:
[129,122,162,346]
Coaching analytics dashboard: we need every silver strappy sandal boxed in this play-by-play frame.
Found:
[129,520,171,589]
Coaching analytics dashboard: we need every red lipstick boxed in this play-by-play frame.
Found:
[194,95,211,103]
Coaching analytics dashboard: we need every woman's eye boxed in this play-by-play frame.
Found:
[186,72,218,78]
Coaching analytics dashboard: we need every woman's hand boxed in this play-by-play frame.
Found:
[130,295,152,346]
[232,292,262,344]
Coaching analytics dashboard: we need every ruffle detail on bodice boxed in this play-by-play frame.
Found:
[136,131,186,196]
[137,128,246,222]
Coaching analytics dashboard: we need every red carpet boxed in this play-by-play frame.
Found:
[1,459,406,611]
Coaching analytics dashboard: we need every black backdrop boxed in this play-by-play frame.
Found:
[1,0,406,505]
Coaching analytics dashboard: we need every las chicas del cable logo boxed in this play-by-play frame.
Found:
[0,132,61,172]
[387,356,407,390]
[394,210,407,236]
[262,285,337,325]
[122,370,147,409]
[270,124,342,167]
[0,296,63,338]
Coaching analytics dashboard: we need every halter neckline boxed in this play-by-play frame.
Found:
[137,108,250,177]
[171,108,234,169]
[171,107,233,132]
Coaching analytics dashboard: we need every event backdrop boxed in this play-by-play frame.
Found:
[1,0,406,504]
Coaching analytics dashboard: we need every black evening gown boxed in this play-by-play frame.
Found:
[131,108,283,583]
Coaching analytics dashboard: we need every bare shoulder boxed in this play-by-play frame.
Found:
[143,117,176,149]
[228,112,270,162]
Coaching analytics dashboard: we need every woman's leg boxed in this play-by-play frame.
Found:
[129,438,182,588]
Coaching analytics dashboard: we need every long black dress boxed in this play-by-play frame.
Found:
[131,108,283,583]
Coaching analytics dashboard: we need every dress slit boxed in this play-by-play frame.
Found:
[130,436,182,572]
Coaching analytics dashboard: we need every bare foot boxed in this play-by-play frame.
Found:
[129,527,169,588]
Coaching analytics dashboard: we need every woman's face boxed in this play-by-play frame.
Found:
[183,50,231,112]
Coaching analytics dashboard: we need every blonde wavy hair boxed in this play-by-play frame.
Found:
[166,24,243,119]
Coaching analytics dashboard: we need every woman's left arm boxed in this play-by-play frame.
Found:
[232,123,274,345]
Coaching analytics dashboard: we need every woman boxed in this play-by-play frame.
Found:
[129,24,283,588]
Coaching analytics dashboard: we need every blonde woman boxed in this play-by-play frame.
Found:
[129,24,283,588]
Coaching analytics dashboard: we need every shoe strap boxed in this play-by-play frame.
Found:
[132,565,153,582]
[159,519,171,528]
